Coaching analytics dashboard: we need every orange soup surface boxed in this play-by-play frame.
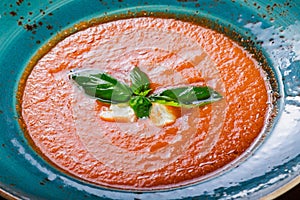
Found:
[20,17,271,189]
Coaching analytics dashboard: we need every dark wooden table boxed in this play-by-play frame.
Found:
[276,183,300,200]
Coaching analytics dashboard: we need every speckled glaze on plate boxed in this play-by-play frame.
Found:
[0,0,299,199]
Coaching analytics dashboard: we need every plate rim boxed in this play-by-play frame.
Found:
[1,0,300,199]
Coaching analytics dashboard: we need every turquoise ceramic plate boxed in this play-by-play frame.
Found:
[0,0,299,199]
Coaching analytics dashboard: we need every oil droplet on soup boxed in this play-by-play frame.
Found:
[19,17,272,189]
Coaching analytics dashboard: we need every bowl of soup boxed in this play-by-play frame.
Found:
[0,0,299,199]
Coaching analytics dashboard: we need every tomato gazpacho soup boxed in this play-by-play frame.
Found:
[19,17,273,189]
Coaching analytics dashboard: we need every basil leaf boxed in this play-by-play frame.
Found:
[130,67,151,96]
[150,86,222,107]
[70,70,132,103]
[129,96,152,118]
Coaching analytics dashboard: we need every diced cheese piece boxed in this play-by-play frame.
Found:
[99,104,137,123]
[149,103,177,127]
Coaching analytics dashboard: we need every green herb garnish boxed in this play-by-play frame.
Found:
[129,96,152,118]
[70,67,222,118]
[70,70,132,104]
[130,67,152,96]
[149,86,222,108]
